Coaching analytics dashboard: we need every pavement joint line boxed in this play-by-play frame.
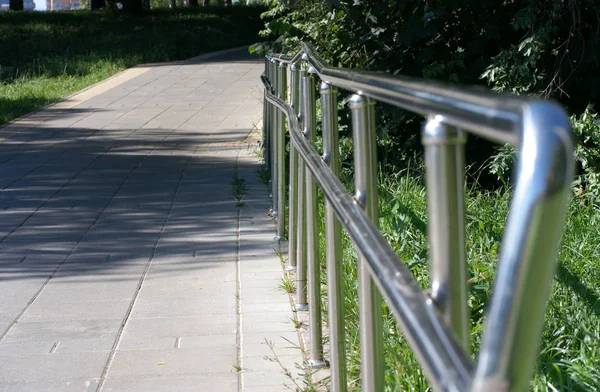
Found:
[96,139,202,392]
[235,150,245,392]
[49,341,60,354]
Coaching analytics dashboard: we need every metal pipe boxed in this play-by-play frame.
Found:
[303,68,325,367]
[472,102,574,392]
[349,94,384,392]
[321,81,347,391]
[276,61,287,239]
[266,51,303,65]
[302,44,522,145]
[422,118,469,350]
[271,59,279,221]
[287,63,300,271]
[295,69,308,311]
[264,57,271,173]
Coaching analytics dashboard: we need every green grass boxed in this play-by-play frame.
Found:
[0,6,265,125]
[310,161,600,391]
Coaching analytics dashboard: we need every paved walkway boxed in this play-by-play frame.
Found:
[0,47,301,391]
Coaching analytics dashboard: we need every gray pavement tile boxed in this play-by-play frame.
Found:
[122,315,236,340]
[243,312,297,334]
[20,300,131,322]
[244,354,301,373]
[0,340,58,356]
[33,285,134,304]
[117,333,237,352]
[243,341,301,359]
[242,302,292,313]
[0,337,114,356]
[0,379,100,392]
[243,386,288,392]
[0,351,109,382]
[2,319,122,344]
[242,370,296,389]
[102,374,237,392]
[131,295,236,318]
[108,347,236,377]
[240,269,287,284]
[241,331,300,347]
[117,336,181,351]
[142,265,236,286]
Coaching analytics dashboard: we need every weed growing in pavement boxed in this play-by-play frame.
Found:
[231,364,243,373]
[258,165,270,187]
[273,246,285,264]
[231,174,247,208]
[278,275,296,294]
[263,339,324,392]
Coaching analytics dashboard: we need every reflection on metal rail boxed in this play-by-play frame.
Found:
[261,43,573,392]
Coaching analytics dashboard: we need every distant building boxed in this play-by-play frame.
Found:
[46,0,81,10]
[0,0,36,10]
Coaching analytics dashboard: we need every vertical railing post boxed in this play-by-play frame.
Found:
[473,103,574,392]
[264,57,272,173]
[303,67,325,367]
[287,63,300,271]
[275,61,287,239]
[270,58,279,220]
[295,68,308,311]
[349,94,384,392]
[422,117,469,349]
[321,81,347,390]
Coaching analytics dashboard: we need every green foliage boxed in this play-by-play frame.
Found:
[488,106,600,204]
[257,0,600,189]
[572,106,600,202]
[314,163,600,391]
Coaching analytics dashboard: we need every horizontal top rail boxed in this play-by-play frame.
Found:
[262,43,574,392]
[301,43,537,145]
[266,51,302,65]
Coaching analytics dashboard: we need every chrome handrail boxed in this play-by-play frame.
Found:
[261,43,574,392]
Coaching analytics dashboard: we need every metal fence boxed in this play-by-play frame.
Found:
[261,43,574,392]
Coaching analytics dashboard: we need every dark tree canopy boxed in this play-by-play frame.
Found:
[9,0,23,10]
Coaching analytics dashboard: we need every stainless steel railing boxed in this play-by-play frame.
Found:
[261,43,574,392]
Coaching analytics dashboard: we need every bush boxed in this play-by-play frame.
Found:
[254,0,600,191]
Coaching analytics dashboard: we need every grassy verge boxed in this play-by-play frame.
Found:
[312,162,600,391]
[0,6,265,125]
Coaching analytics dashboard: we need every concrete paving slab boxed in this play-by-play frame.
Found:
[122,315,237,340]
[0,351,109,382]
[102,375,237,392]
[109,347,237,377]
[2,319,122,344]
[20,300,131,322]
[0,379,100,392]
